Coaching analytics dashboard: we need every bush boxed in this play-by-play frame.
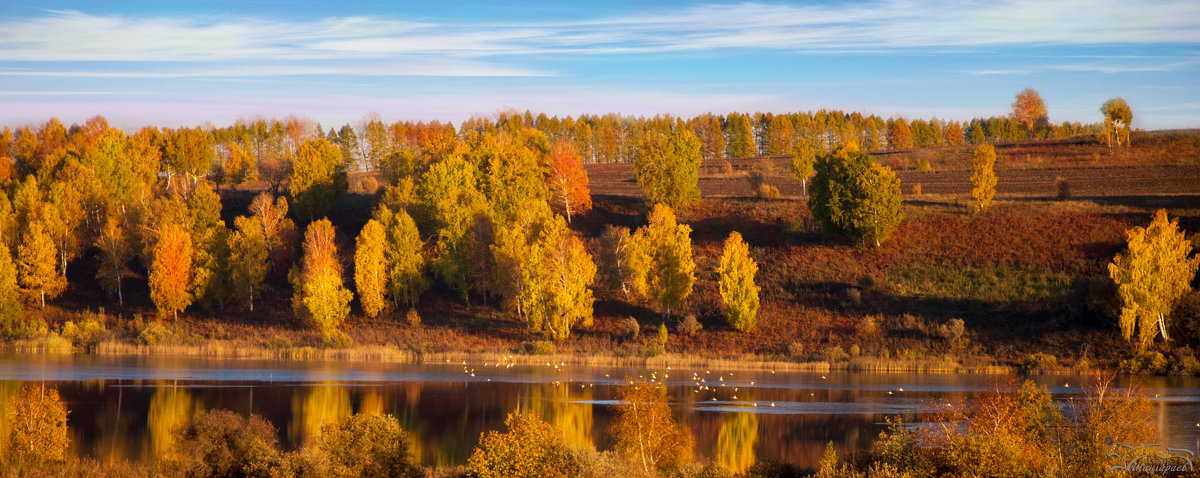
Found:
[1054,177,1071,200]
[5,385,70,468]
[676,315,702,337]
[265,335,292,350]
[314,413,421,478]
[61,315,107,350]
[656,323,669,346]
[639,341,665,358]
[911,183,922,196]
[856,274,879,292]
[619,317,640,341]
[914,159,932,171]
[938,318,965,343]
[405,308,421,327]
[841,288,862,308]
[323,329,352,349]
[820,345,849,363]
[469,412,570,478]
[1120,350,1169,375]
[137,321,174,346]
[167,409,286,477]
[753,184,779,200]
[521,340,555,355]
[787,341,809,361]
[1021,352,1058,374]
[565,447,655,478]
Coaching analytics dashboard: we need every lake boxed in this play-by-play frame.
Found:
[1,354,1197,472]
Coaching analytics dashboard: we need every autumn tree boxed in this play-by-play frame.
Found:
[718,232,760,332]
[223,141,256,187]
[970,144,998,214]
[597,225,648,300]
[945,121,966,146]
[790,140,816,199]
[6,384,70,467]
[385,209,428,309]
[611,381,694,475]
[809,148,904,248]
[354,219,388,318]
[633,204,695,319]
[724,113,756,159]
[289,138,348,221]
[417,156,488,299]
[188,183,231,309]
[545,138,592,224]
[888,119,913,150]
[165,127,215,185]
[291,219,353,344]
[469,412,570,478]
[94,217,132,306]
[633,124,702,210]
[0,242,23,337]
[17,221,65,309]
[228,216,270,312]
[249,193,295,278]
[1108,209,1200,347]
[150,224,194,320]
[1012,88,1049,139]
[1101,97,1133,149]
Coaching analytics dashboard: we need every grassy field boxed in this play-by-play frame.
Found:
[14,131,1200,373]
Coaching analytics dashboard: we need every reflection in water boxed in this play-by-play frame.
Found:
[715,411,758,473]
[147,384,199,459]
[0,380,20,450]
[288,383,351,448]
[529,382,594,449]
[359,391,385,416]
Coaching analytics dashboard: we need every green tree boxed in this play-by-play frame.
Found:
[469,411,570,478]
[417,156,488,299]
[229,216,270,312]
[970,144,998,213]
[1108,209,1200,347]
[809,148,904,248]
[189,183,231,309]
[291,219,353,344]
[94,217,132,306]
[724,113,755,159]
[354,219,389,318]
[633,125,702,210]
[790,140,816,199]
[150,224,194,320]
[385,209,428,309]
[611,381,694,475]
[17,221,64,309]
[718,232,760,332]
[1101,97,1133,149]
[633,204,694,319]
[6,384,70,467]
[969,121,986,145]
[290,137,348,221]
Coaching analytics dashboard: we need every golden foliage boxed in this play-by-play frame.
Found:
[17,220,64,309]
[354,219,389,318]
[5,384,69,467]
[469,411,570,478]
[150,223,194,320]
[970,144,998,214]
[611,381,693,474]
[1108,209,1200,347]
[546,138,593,224]
[718,231,760,332]
[291,219,353,341]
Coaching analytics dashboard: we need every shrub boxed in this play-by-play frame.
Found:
[469,412,570,478]
[787,341,809,361]
[841,288,862,308]
[753,184,779,200]
[820,345,849,363]
[565,447,655,478]
[521,340,555,355]
[405,308,421,327]
[911,183,922,196]
[265,335,292,350]
[315,413,421,478]
[857,316,881,339]
[1055,177,1071,200]
[676,315,702,337]
[914,159,931,171]
[5,385,70,467]
[324,329,352,349]
[656,322,669,346]
[856,274,879,292]
[137,321,174,346]
[61,315,107,350]
[938,318,966,343]
[167,409,286,477]
[1120,350,1169,375]
[619,317,640,341]
[639,342,665,357]
[1021,352,1058,374]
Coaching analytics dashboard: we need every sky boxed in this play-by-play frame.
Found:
[1,0,1198,131]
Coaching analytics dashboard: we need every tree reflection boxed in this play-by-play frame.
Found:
[528,382,594,449]
[147,383,199,459]
[0,381,22,450]
[288,383,351,448]
[715,411,758,474]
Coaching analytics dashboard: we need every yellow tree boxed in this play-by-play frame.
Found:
[1108,209,1200,347]
[249,193,294,278]
[1101,97,1133,149]
[0,242,23,336]
[228,216,269,312]
[633,204,695,319]
[188,183,231,309]
[545,138,592,224]
[289,138,348,221]
[164,127,215,186]
[150,224,194,320]
[970,144,998,214]
[223,141,257,187]
[536,214,597,340]
[611,381,694,475]
[291,219,353,343]
[790,140,816,199]
[354,219,388,318]
[719,232,760,332]
[385,209,428,309]
[633,124,702,210]
[1012,88,1049,139]
[888,119,913,150]
[17,221,65,309]
[94,217,133,306]
[468,412,570,478]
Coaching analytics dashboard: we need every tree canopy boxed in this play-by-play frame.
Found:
[808,148,904,247]
[1108,209,1200,347]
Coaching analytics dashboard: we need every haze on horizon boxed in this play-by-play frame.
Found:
[1,0,1198,131]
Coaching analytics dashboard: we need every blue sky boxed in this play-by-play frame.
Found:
[1,1,1198,130]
